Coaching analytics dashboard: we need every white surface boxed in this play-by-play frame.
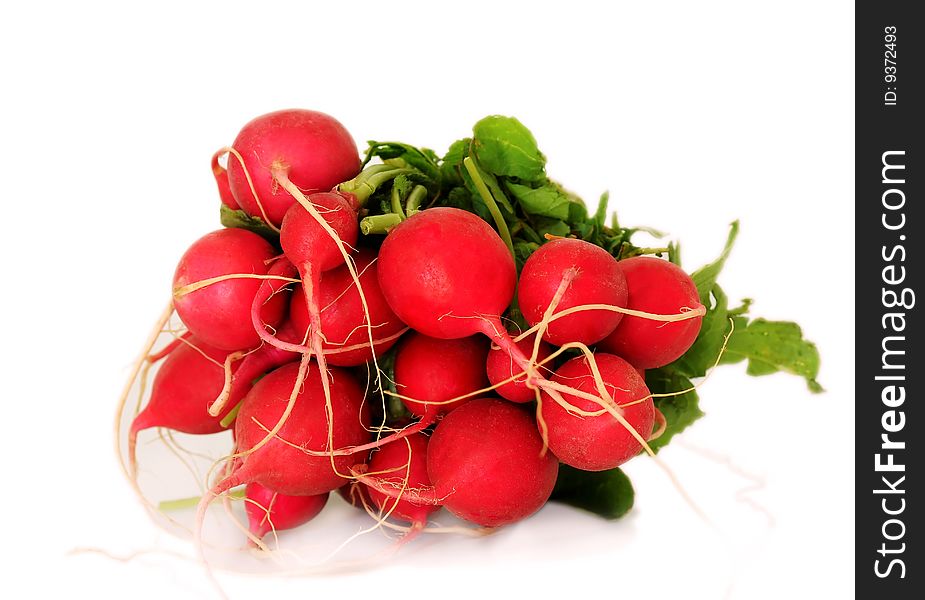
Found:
[1,1,853,599]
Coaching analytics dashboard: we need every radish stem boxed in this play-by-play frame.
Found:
[360,213,403,235]
[159,488,245,512]
[463,156,514,257]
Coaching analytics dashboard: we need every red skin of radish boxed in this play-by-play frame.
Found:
[244,482,328,542]
[377,207,516,340]
[129,338,237,473]
[130,334,300,473]
[227,361,371,496]
[278,191,360,361]
[279,191,359,273]
[597,257,703,369]
[364,433,439,525]
[518,238,628,346]
[394,333,489,417]
[227,109,361,227]
[225,333,301,404]
[540,353,654,471]
[131,338,235,438]
[289,248,405,366]
[427,398,558,527]
[486,332,553,403]
[173,229,287,351]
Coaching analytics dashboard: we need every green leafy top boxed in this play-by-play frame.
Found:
[472,115,546,181]
[219,205,279,243]
[551,465,634,519]
[691,221,739,306]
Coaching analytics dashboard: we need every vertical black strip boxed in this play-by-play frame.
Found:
[857,2,921,596]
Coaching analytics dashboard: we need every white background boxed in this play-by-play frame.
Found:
[1,2,853,598]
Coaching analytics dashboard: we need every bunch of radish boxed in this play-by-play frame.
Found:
[118,109,821,553]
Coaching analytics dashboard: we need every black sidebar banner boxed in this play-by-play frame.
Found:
[857,2,922,597]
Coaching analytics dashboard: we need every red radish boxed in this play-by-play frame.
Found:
[289,248,405,366]
[130,333,301,473]
[363,433,439,526]
[427,398,558,527]
[270,192,364,471]
[276,193,360,362]
[518,238,628,346]
[540,353,654,471]
[597,257,703,369]
[128,338,237,474]
[280,192,359,276]
[486,332,553,403]
[226,109,361,227]
[394,333,489,417]
[214,361,371,497]
[244,482,328,543]
[377,207,516,341]
[173,229,288,351]
[377,208,555,413]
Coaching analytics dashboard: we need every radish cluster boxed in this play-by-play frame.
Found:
[119,108,819,560]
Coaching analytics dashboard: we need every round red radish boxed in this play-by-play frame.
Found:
[244,482,328,542]
[173,229,287,351]
[597,257,703,369]
[279,191,359,275]
[271,190,364,445]
[540,353,654,471]
[230,361,371,496]
[427,398,558,527]
[394,333,489,417]
[518,238,628,346]
[377,207,516,340]
[227,109,361,227]
[486,332,553,403]
[364,433,439,525]
[129,338,237,472]
[290,248,405,366]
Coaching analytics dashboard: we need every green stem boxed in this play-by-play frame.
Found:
[594,191,609,227]
[483,173,515,214]
[519,221,543,244]
[668,241,682,266]
[463,157,514,257]
[390,185,407,219]
[360,213,403,235]
[628,246,671,257]
[405,185,427,215]
[219,402,242,428]
[462,157,521,319]
[158,488,245,511]
[386,393,411,421]
[338,165,414,205]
